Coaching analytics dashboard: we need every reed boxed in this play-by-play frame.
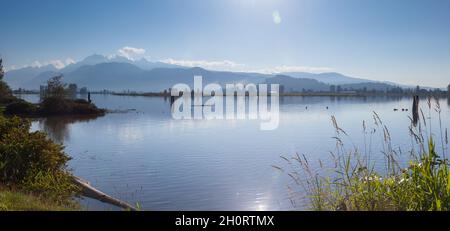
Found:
[278,97,450,211]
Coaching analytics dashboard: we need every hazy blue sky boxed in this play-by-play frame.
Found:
[1,0,449,87]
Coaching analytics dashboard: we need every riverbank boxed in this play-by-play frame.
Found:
[0,112,82,211]
[14,90,450,98]
[109,91,449,98]
[0,187,77,211]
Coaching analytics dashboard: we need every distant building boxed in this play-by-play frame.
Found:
[448,84,450,95]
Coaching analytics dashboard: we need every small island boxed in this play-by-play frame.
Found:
[1,74,105,117]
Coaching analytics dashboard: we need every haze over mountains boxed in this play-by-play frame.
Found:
[5,54,405,93]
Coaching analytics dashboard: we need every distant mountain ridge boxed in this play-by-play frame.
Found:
[5,65,57,90]
[265,75,330,92]
[5,54,410,92]
[281,72,375,85]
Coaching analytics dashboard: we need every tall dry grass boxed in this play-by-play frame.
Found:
[276,97,449,211]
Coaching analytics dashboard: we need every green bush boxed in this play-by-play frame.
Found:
[0,114,78,203]
[4,99,39,115]
[22,169,79,204]
[0,81,13,104]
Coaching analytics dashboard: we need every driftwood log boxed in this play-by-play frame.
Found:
[73,176,138,211]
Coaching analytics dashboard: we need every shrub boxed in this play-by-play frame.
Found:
[73,99,89,104]
[4,99,39,115]
[39,96,73,115]
[0,114,78,203]
[72,101,105,115]
[22,169,79,204]
[0,81,13,104]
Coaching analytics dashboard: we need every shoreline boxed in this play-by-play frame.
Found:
[12,91,444,98]
[14,91,449,98]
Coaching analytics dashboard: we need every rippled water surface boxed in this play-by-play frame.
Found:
[17,94,450,210]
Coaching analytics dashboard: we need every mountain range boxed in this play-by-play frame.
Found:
[5,54,406,93]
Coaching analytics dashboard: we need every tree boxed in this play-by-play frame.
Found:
[448,84,450,95]
[0,58,4,80]
[0,58,13,101]
[45,75,67,99]
[67,83,77,99]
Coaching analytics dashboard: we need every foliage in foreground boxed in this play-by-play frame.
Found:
[0,114,79,205]
[280,98,450,211]
[0,189,76,211]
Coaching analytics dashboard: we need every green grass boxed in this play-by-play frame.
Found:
[0,189,77,211]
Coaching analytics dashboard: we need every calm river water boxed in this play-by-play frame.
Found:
[18,94,450,210]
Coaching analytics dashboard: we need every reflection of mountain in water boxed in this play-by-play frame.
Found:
[36,116,102,144]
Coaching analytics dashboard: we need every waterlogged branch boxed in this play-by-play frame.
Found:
[73,176,138,211]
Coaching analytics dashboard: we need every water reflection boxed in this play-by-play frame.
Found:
[21,94,450,211]
[35,115,102,144]
[280,95,408,105]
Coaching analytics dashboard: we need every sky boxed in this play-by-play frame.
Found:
[0,0,449,87]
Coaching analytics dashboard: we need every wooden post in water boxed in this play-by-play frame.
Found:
[412,95,419,127]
